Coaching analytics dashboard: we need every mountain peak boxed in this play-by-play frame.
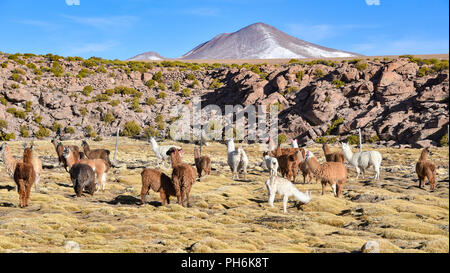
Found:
[180,22,360,59]
[127,51,165,61]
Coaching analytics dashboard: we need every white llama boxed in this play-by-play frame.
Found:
[265,176,311,213]
[226,139,248,180]
[340,142,382,180]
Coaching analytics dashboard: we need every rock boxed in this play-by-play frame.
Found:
[361,240,380,253]
[274,75,287,91]
[303,85,347,126]
[65,241,80,253]
[4,88,34,103]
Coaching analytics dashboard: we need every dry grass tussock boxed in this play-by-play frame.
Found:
[0,139,448,253]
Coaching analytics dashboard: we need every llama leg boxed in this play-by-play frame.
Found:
[17,180,25,207]
[331,183,337,197]
[140,185,149,204]
[160,192,166,206]
[321,182,326,195]
[268,188,275,207]
[282,195,289,213]
[355,166,361,179]
[34,176,40,192]
[185,190,191,207]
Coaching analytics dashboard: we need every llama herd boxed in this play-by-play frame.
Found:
[0,136,440,213]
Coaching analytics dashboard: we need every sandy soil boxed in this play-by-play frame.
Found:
[0,138,448,253]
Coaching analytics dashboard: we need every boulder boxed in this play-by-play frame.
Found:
[4,88,34,103]
[303,86,347,126]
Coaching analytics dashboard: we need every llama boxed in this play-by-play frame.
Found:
[81,140,112,168]
[140,168,176,205]
[1,142,20,180]
[341,142,382,180]
[69,163,96,197]
[27,143,42,192]
[166,147,197,207]
[263,151,279,177]
[193,147,211,179]
[63,147,110,191]
[275,151,300,183]
[149,137,182,167]
[322,143,345,163]
[305,151,347,197]
[416,148,437,191]
[13,147,36,207]
[226,139,248,180]
[51,138,82,171]
[265,176,311,213]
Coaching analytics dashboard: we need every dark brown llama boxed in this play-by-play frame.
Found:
[13,146,36,207]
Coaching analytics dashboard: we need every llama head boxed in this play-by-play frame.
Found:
[166,147,177,156]
[341,142,350,151]
[63,146,71,158]
[304,150,314,161]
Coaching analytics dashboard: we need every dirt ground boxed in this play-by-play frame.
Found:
[0,138,448,253]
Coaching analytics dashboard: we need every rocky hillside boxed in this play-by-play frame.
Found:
[0,52,448,147]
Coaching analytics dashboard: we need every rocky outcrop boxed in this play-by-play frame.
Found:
[0,53,448,147]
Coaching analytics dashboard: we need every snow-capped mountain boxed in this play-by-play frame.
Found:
[127,51,165,61]
[180,22,360,59]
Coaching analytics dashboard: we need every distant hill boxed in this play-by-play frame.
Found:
[179,22,360,59]
[127,51,165,61]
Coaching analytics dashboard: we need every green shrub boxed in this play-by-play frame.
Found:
[52,122,63,132]
[103,113,115,124]
[0,132,16,141]
[80,108,88,117]
[93,135,103,142]
[209,78,222,89]
[50,62,64,77]
[84,125,96,138]
[131,98,141,112]
[172,80,181,92]
[191,79,200,88]
[158,92,167,99]
[120,121,141,137]
[186,73,196,81]
[432,60,449,72]
[325,117,344,136]
[0,119,7,129]
[35,126,50,139]
[440,133,448,147]
[277,134,287,144]
[11,83,19,89]
[12,68,26,75]
[417,66,431,77]
[355,61,368,71]
[314,136,328,144]
[97,66,107,73]
[314,69,324,78]
[184,99,190,105]
[0,97,7,106]
[82,85,93,96]
[158,83,166,91]
[77,68,95,78]
[20,125,29,137]
[181,88,191,97]
[10,73,22,82]
[110,100,120,107]
[143,126,159,138]
[1,62,7,68]
[145,79,155,88]
[34,115,43,124]
[25,101,33,112]
[296,71,304,83]
[332,80,345,88]
[6,108,26,119]
[366,135,380,143]
[82,59,98,68]
[146,97,157,106]
[347,134,359,145]
[155,114,164,123]
[65,127,75,134]
[153,71,163,83]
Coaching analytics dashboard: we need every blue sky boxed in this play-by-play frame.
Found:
[0,0,448,60]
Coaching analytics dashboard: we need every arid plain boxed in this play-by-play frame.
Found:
[0,138,448,253]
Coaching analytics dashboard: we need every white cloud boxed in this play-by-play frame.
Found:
[365,0,380,5]
[65,0,80,6]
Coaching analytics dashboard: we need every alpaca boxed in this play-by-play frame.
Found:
[149,137,182,168]
[305,151,347,197]
[322,143,345,163]
[27,144,42,192]
[51,138,82,171]
[140,168,176,205]
[166,147,197,207]
[265,176,311,213]
[298,159,317,184]
[63,147,110,191]
[341,142,382,180]
[81,140,112,168]
[69,163,96,197]
[416,148,437,191]
[263,151,279,177]
[226,139,248,180]
[193,147,211,179]
[275,151,300,183]
[13,147,36,207]
[1,142,20,180]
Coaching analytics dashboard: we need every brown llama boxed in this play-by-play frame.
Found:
[322,143,345,163]
[305,151,347,197]
[166,147,197,207]
[13,147,36,207]
[28,143,42,192]
[51,138,82,172]
[63,147,110,191]
[81,140,112,168]
[140,169,176,205]
[276,151,300,183]
[194,147,211,179]
[1,142,20,180]
[416,147,437,191]
[69,163,96,197]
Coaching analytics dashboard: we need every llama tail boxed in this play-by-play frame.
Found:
[293,188,311,204]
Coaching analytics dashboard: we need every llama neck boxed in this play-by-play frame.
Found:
[23,149,33,164]
[323,144,331,155]
[2,146,17,177]
[170,152,182,167]
[83,143,90,153]
[342,146,354,161]
[150,138,158,150]
[194,149,200,160]
[419,149,428,161]
[292,140,298,148]
[292,187,311,204]
[227,141,235,153]
[306,157,321,175]
[64,152,79,169]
